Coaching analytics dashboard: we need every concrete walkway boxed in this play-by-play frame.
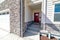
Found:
[0,29,39,40]
[24,34,39,40]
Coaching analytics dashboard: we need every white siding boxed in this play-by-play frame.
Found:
[25,1,32,22]
[46,0,54,23]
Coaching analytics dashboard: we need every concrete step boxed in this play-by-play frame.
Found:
[30,25,40,27]
[28,26,40,32]
[26,29,39,35]
[24,31,36,37]
[33,23,40,25]
[30,24,39,26]
[24,23,40,37]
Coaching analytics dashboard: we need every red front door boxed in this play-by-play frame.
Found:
[34,12,39,23]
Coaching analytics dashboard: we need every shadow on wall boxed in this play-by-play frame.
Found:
[42,12,60,32]
[23,12,60,37]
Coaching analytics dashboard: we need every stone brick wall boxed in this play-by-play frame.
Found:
[0,0,21,36]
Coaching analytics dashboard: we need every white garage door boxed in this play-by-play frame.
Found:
[0,13,10,32]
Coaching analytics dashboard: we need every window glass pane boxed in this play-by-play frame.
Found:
[55,4,60,12]
[54,14,60,21]
[55,7,60,12]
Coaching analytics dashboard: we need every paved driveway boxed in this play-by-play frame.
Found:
[0,29,39,40]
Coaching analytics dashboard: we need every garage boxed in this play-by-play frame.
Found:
[0,10,10,38]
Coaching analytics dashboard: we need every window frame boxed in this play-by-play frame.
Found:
[54,2,60,22]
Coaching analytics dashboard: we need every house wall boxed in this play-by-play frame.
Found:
[0,0,21,36]
[46,0,54,24]
[45,0,60,24]
[25,0,32,22]
[23,0,33,34]
[43,0,60,32]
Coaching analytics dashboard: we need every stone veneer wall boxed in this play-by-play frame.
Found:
[0,0,21,36]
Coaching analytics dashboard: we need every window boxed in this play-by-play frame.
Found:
[54,3,60,21]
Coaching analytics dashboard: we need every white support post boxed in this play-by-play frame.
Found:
[41,0,46,30]
[48,33,51,39]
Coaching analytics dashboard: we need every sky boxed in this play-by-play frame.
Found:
[0,0,5,3]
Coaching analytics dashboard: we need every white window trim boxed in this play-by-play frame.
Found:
[53,2,60,24]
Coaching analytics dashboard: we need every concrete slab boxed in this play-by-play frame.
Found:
[0,29,9,39]
[0,29,39,40]
[24,34,39,40]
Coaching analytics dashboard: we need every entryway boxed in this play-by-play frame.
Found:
[22,0,42,37]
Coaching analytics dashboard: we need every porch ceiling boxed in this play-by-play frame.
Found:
[28,3,41,10]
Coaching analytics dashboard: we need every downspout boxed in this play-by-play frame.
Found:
[20,0,23,37]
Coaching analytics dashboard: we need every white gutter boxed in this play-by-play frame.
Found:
[20,0,23,37]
